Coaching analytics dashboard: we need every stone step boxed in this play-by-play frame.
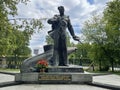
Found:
[47,66,84,73]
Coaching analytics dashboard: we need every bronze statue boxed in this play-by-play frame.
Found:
[47,6,79,66]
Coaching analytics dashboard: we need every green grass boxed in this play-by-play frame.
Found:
[110,71,120,75]
[87,70,120,75]
[87,71,107,73]
[0,68,20,72]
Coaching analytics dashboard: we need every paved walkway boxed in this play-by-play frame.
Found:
[0,84,109,90]
[0,73,14,83]
[93,74,120,86]
[0,72,120,90]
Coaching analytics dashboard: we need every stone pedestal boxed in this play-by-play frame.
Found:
[15,66,92,84]
[15,73,92,84]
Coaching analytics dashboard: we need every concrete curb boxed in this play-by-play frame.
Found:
[90,73,112,76]
[0,81,23,88]
[0,81,120,89]
[86,82,120,90]
[0,71,111,76]
[0,71,17,75]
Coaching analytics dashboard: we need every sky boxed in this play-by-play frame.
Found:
[16,0,111,55]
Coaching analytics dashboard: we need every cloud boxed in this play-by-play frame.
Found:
[68,0,96,23]
[61,0,80,11]
[15,0,110,55]
[94,0,109,4]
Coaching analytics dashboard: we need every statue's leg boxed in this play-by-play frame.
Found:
[51,35,59,66]
[58,36,67,66]
[62,42,67,66]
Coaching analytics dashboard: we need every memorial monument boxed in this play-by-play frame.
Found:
[47,6,79,66]
[15,6,92,84]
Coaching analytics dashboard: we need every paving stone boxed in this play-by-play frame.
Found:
[0,74,14,83]
[93,74,120,86]
[0,84,109,90]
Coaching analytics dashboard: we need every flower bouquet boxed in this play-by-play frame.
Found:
[36,59,48,72]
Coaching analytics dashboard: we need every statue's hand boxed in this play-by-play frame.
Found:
[73,35,80,41]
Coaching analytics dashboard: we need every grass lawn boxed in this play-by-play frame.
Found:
[111,71,120,75]
[0,68,20,72]
[87,70,120,75]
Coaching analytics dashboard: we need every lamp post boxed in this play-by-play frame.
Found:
[79,54,82,66]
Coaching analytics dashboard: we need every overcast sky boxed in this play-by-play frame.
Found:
[16,0,111,55]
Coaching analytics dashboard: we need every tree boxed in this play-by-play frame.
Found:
[82,0,120,71]
[45,35,54,45]
[75,43,91,65]
[13,46,31,56]
[0,0,28,56]
[103,0,120,71]
[82,14,110,71]
[11,29,31,56]
[0,0,43,56]
[0,25,15,55]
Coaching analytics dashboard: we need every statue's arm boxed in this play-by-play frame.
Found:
[67,17,80,41]
[67,17,75,37]
[47,15,58,24]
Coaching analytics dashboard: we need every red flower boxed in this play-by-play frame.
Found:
[36,59,48,69]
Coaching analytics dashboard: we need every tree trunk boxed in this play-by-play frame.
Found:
[99,59,102,71]
[111,60,114,72]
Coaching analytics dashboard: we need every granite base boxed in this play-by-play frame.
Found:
[15,73,92,84]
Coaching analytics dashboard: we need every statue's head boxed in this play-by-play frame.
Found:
[58,6,64,15]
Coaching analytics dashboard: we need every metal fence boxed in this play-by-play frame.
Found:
[0,56,29,69]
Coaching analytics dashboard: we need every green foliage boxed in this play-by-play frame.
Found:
[82,14,110,71]
[0,24,17,55]
[11,29,32,56]
[45,35,54,45]
[103,0,120,71]
[76,43,90,59]
[0,0,43,56]
[82,14,106,44]
[104,0,120,30]
[11,18,43,34]
[68,43,90,65]
[103,0,120,58]
[82,0,120,71]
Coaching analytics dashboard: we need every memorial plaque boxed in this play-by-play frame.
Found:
[39,74,71,81]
